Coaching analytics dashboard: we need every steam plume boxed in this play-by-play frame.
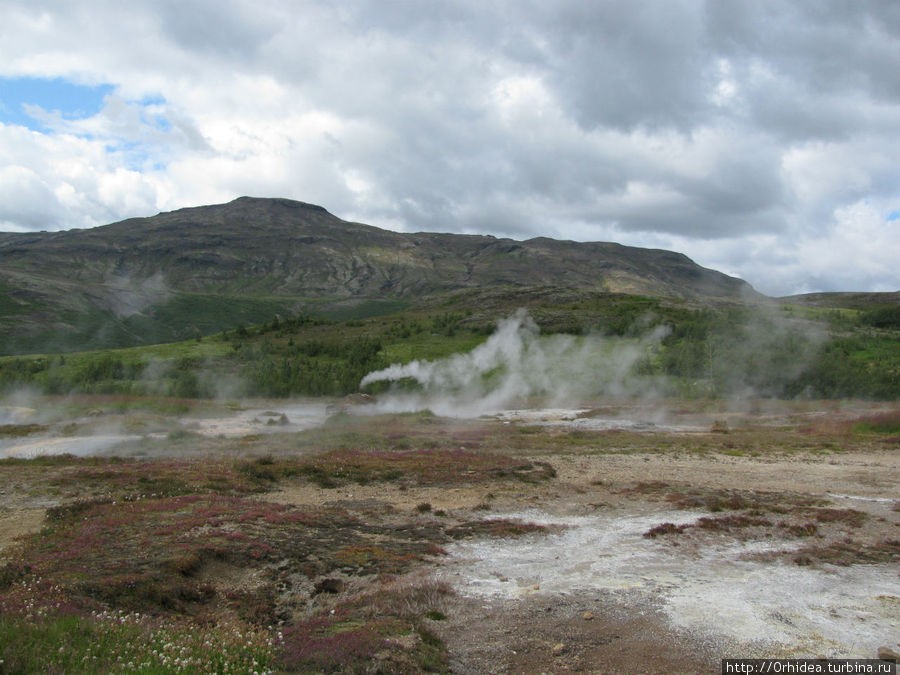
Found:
[360,309,667,417]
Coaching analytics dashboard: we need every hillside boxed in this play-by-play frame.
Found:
[779,291,900,310]
[0,196,757,354]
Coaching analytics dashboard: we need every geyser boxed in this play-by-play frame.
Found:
[359,309,667,417]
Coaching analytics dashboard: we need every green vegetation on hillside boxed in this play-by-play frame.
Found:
[0,293,305,355]
[1,293,898,401]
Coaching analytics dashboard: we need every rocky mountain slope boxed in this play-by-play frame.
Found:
[0,196,757,354]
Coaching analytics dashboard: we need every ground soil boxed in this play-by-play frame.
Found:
[1,404,897,674]
[262,445,900,673]
[0,508,43,557]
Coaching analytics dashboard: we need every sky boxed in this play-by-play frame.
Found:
[1,1,898,297]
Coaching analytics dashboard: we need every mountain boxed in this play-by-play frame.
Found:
[0,196,757,354]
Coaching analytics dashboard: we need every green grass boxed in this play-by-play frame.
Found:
[0,610,276,674]
[777,303,861,322]
[311,298,412,321]
[121,293,297,342]
[380,330,486,363]
[0,285,28,319]
[852,411,900,435]
[0,335,232,366]
[0,292,302,356]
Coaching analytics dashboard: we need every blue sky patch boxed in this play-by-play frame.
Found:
[888,210,900,221]
[0,77,115,131]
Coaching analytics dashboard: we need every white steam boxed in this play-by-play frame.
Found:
[102,272,171,318]
[360,309,668,417]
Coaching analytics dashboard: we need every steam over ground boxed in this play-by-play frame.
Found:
[360,309,668,417]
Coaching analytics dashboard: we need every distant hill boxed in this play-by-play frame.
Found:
[0,196,757,354]
[779,291,900,310]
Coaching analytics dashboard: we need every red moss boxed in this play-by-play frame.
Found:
[278,616,387,672]
[643,522,688,538]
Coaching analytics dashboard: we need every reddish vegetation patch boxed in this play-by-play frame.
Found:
[806,507,867,527]
[278,614,392,672]
[2,457,554,671]
[619,482,826,515]
[696,514,773,531]
[617,481,671,496]
[448,429,491,446]
[291,448,556,488]
[643,522,688,538]
[0,424,46,437]
[63,460,262,498]
[851,410,900,434]
[1,492,450,619]
[630,480,897,571]
[779,521,819,538]
[278,607,447,673]
[666,489,823,514]
[791,539,900,566]
[11,496,308,613]
[634,484,884,558]
[644,514,772,538]
[446,519,549,539]
[800,408,900,436]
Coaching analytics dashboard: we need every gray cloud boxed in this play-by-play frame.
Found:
[0,0,898,295]
[0,164,66,230]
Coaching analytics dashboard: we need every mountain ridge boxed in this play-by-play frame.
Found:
[0,196,758,354]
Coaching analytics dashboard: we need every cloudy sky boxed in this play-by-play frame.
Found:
[1,1,898,296]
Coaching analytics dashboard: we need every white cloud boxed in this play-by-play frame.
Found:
[0,123,164,229]
[0,1,898,295]
[788,201,900,293]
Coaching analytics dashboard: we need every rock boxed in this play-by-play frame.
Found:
[551,643,566,657]
[313,578,345,595]
[327,393,376,415]
[266,413,289,425]
[878,646,899,661]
